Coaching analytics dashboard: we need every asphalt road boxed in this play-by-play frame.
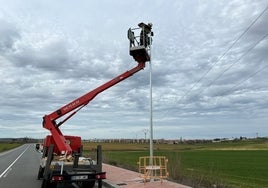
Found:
[0,144,42,188]
[0,144,107,188]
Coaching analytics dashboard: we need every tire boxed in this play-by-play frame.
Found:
[98,179,102,188]
[82,181,95,188]
[41,179,57,188]
[37,166,44,180]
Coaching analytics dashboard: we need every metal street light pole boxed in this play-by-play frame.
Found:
[149,31,153,166]
[127,21,154,167]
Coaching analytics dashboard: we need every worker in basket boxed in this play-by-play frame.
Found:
[139,22,152,47]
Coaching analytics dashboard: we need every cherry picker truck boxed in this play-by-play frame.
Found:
[37,23,153,188]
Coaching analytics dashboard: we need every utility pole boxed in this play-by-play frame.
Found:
[143,129,149,142]
[149,34,153,166]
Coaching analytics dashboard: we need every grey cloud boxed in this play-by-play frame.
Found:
[0,19,20,52]
[1,0,268,139]
[11,40,74,71]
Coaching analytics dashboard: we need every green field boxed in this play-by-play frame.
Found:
[1,139,267,187]
[0,143,22,152]
[83,139,268,188]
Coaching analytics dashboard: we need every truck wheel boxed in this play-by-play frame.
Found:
[98,179,102,188]
[41,179,57,188]
[82,181,95,188]
[37,166,44,180]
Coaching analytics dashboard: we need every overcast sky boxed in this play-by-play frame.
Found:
[1,0,268,140]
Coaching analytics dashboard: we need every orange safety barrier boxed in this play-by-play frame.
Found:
[137,156,169,183]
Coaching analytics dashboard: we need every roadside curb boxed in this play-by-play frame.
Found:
[102,163,191,188]
[102,180,120,188]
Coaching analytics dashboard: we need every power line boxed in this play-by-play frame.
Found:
[177,5,268,103]
[190,33,267,101]
[227,64,268,95]
[206,34,268,88]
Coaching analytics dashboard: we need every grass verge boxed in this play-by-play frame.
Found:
[83,139,268,188]
[0,143,22,152]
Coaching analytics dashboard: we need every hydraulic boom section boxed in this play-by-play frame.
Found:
[42,23,153,156]
[42,62,146,154]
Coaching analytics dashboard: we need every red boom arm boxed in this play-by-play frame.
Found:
[42,62,146,154]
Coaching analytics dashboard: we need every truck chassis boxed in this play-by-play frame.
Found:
[38,145,105,188]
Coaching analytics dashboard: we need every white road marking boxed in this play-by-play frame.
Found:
[3,168,12,178]
[0,145,30,178]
